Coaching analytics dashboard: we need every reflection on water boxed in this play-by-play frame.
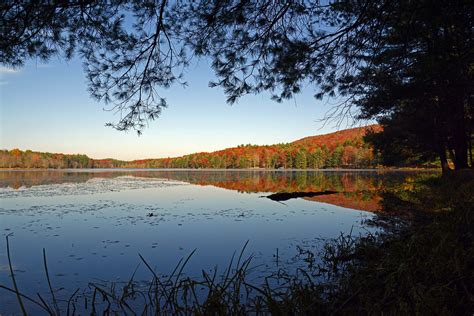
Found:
[0,169,435,313]
[0,169,421,211]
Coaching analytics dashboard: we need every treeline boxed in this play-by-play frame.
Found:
[0,143,376,169]
[128,126,382,169]
[128,141,377,169]
[0,149,126,169]
[1,126,383,169]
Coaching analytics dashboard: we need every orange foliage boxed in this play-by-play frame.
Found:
[1,125,382,169]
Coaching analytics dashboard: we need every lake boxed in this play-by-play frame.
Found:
[0,169,434,313]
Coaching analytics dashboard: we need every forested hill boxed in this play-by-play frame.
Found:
[1,125,382,169]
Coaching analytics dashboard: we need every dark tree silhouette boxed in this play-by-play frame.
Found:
[347,1,474,171]
[0,1,382,130]
[1,0,188,133]
[1,1,472,170]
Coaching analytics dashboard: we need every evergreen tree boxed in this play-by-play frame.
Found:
[295,150,308,169]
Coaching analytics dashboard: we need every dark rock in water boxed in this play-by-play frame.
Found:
[264,191,338,202]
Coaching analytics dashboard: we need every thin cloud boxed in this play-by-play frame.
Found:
[0,66,19,74]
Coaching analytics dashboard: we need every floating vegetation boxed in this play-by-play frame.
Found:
[0,176,185,198]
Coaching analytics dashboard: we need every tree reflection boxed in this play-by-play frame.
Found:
[0,170,435,212]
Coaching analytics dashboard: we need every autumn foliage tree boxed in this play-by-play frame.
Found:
[0,126,380,169]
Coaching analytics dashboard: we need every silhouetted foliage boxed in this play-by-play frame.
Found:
[1,1,472,168]
[364,115,440,168]
[343,1,474,171]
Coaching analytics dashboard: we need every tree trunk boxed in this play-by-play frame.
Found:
[438,146,451,175]
[447,94,469,170]
[452,126,469,170]
[469,134,473,168]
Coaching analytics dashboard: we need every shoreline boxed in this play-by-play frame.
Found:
[0,167,441,172]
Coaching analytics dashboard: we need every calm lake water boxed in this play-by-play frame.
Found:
[0,169,434,313]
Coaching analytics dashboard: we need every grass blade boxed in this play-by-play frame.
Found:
[6,234,27,315]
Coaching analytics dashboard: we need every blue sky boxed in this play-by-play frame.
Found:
[0,57,365,160]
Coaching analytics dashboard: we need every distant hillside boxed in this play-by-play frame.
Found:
[292,125,382,149]
[0,125,381,169]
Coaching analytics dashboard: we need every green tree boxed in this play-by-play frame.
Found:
[238,157,251,169]
[295,150,308,169]
[285,152,294,169]
[309,148,324,169]
[328,146,344,168]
